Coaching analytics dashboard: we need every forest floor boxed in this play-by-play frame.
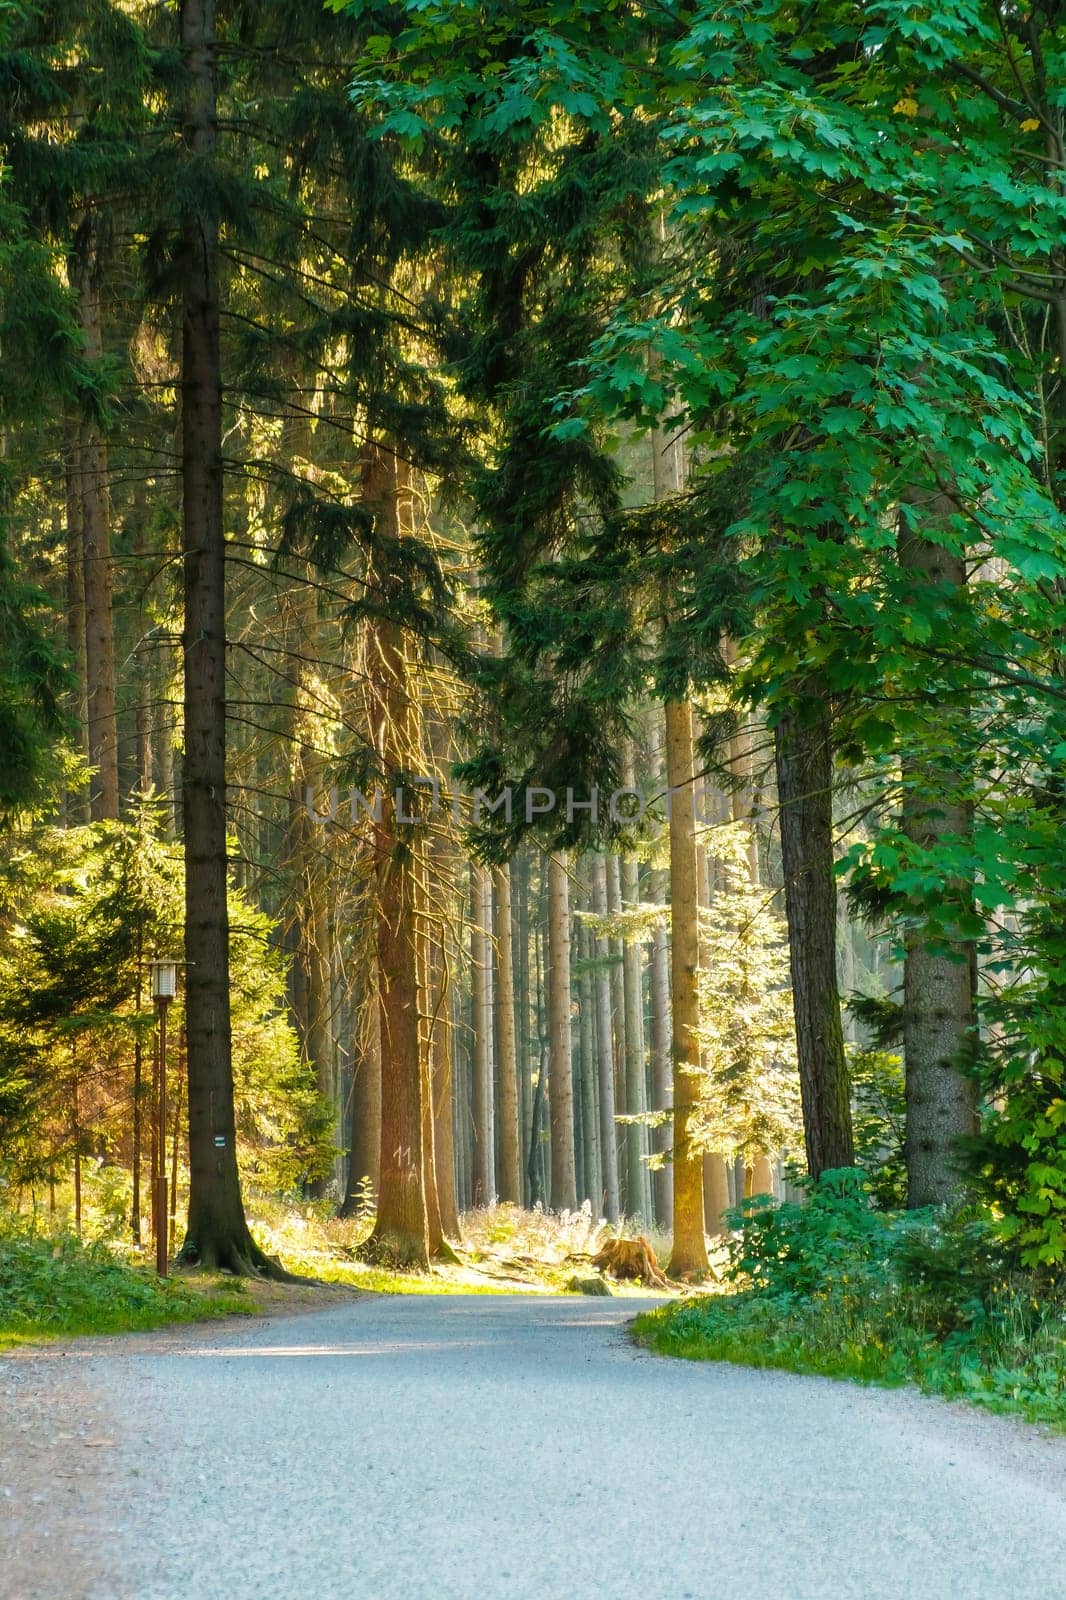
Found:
[4,1293,1066,1599]
[232,1197,686,1299]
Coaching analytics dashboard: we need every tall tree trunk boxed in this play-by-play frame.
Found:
[281,402,337,1199]
[288,748,336,1200]
[620,829,651,1222]
[492,864,522,1202]
[665,700,708,1276]
[648,863,673,1230]
[415,871,445,1258]
[364,448,430,1266]
[470,862,496,1205]
[898,512,978,1206]
[647,714,673,1229]
[774,691,854,1179]
[576,913,603,1209]
[697,741,732,1237]
[750,1153,775,1196]
[453,972,471,1212]
[514,849,533,1205]
[605,853,626,1182]
[590,854,620,1222]
[73,235,119,822]
[177,0,269,1274]
[370,789,427,1263]
[430,936,460,1239]
[703,1155,730,1234]
[64,424,90,823]
[338,970,381,1217]
[547,852,577,1211]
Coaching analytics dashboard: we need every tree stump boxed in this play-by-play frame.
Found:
[590,1235,668,1287]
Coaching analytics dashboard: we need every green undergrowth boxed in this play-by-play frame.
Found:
[633,1169,1066,1428]
[0,1219,250,1349]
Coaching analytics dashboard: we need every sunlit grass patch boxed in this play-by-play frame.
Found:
[0,1218,249,1349]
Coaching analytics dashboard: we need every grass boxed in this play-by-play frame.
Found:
[632,1177,1066,1429]
[632,1293,1066,1427]
[0,1221,250,1350]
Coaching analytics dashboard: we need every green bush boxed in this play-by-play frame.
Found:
[0,1213,247,1343]
[638,1170,1066,1426]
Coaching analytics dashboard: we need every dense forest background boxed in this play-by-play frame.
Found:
[0,0,1063,1312]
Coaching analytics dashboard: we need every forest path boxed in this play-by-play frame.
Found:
[7,1293,1066,1600]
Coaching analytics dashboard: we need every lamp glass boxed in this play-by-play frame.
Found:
[151,960,178,1002]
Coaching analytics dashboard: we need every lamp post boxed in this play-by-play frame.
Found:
[149,959,178,1277]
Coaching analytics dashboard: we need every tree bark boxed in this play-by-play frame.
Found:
[73,237,119,822]
[430,934,460,1239]
[288,742,336,1200]
[370,790,427,1263]
[590,854,620,1221]
[339,970,381,1217]
[774,691,855,1179]
[648,865,673,1229]
[492,863,522,1202]
[363,448,430,1266]
[470,862,496,1205]
[576,912,603,1209]
[416,875,445,1258]
[605,853,626,1176]
[177,0,270,1274]
[620,846,651,1224]
[64,424,90,823]
[665,700,708,1276]
[547,852,577,1211]
[514,849,533,1205]
[898,514,978,1206]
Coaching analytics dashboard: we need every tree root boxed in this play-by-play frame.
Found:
[357,1229,431,1272]
[174,1232,312,1284]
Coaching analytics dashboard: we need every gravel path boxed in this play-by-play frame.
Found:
[5,1293,1066,1599]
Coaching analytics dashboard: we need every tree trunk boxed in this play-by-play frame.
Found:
[703,1154,730,1234]
[648,865,673,1229]
[363,448,429,1267]
[416,879,445,1258]
[547,852,577,1211]
[750,1153,775,1196]
[177,0,270,1274]
[605,853,626,1181]
[470,862,496,1206]
[371,794,427,1264]
[74,242,119,822]
[64,424,90,823]
[514,849,533,1205]
[695,748,731,1238]
[289,749,336,1200]
[281,403,337,1200]
[898,514,978,1206]
[338,970,381,1217]
[621,846,651,1224]
[774,690,854,1179]
[577,914,603,1209]
[492,864,522,1202]
[590,854,620,1222]
[665,700,708,1276]
[430,938,460,1239]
